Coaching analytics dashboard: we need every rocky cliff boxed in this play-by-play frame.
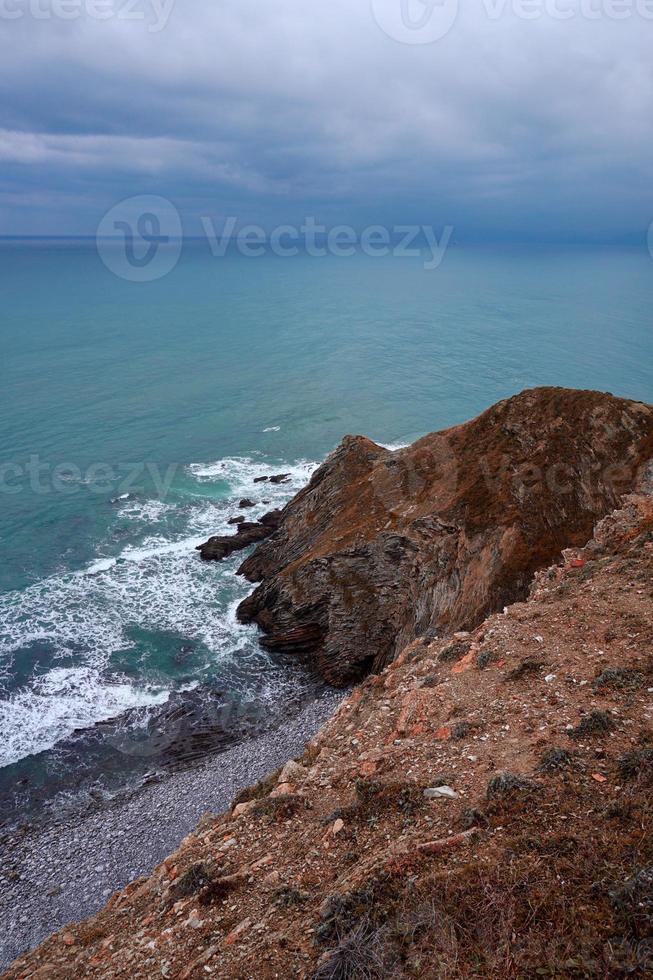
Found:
[7,424,653,979]
[236,387,653,684]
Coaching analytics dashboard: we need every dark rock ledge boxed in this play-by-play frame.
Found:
[200,388,653,687]
[196,510,282,561]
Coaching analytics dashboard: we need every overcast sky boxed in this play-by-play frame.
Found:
[0,0,651,239]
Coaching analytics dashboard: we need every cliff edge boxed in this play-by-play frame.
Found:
[5,388,653,979]
[237,387,653,684]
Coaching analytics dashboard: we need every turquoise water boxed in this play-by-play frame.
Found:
[1,241,652,822]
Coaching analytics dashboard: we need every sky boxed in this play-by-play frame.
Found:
[0,0,651,240]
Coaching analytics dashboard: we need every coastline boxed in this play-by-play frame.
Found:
[0,688,344,972]
[4,390,653,977]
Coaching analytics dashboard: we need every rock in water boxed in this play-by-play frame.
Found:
[236,388,653,685]
[196,511,282,561]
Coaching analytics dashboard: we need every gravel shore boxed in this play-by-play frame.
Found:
[0,689,343,972]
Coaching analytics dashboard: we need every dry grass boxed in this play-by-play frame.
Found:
[592,667,645,691]
[250,793,311,821]
[568,710,616,739]
[314,780,653,978]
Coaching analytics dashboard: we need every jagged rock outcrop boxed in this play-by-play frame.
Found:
[196,510,282,561]
[237,387,653,685]
[8,473,653,979]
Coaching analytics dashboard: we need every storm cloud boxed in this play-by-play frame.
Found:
[0,0,651,238]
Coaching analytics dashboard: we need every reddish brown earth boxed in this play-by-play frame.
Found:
[5,389,653,980]
[238,387,653,685]
[7,464,653,980]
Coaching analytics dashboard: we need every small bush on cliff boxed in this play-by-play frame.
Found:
[618,747,653,782]
[460,807,490,830]
[250,793,311,821]
[477,649,498,669]
[438,641,471,664]
[538,747,575,773]
[505,658,545,682]
[568,710,616,739]
[593,667,644,691]
[451,720,482,740]
[273,884,309,907]
[312,923,389,980]
[610,865,653,924]
[353,779,423,823]
[315,874,394,946]
[486,772,542,800]
[167,862,214,904]
[420,673,442,688]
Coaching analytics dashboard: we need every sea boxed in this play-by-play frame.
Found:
[1,240,652,827]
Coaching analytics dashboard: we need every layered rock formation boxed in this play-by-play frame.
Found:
[196,510,282,561]
[236,388,653,685]
[8,459,653,979]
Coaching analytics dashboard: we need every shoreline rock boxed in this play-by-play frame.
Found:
[196,510,282,561]
[236,387,653,686]
[7,466,653,979]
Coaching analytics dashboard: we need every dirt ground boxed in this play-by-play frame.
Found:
[5,488,653,979]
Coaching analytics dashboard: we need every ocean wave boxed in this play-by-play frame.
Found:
[83,557,117,575]
[0,666,169,768]
[379,441,410,451]
[187,454,316,489]
[0,540,251,662]
[117,498,175,523]
[0,451,317,770]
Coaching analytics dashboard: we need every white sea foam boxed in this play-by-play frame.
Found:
[0,667,169,768]
[83,558,117,575]
[379,441,410,451]
[118,535,207,564]
[187,455,316,490]
[0,453,319,769]
[262,425,281,432]
[118,498,174,523]
[0,543,253,766]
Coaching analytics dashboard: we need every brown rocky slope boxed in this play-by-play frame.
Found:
[237,387,653,684]
[5,387,653,980]
[7,442,653,978]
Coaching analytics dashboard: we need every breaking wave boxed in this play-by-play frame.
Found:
[0,454,318,770]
